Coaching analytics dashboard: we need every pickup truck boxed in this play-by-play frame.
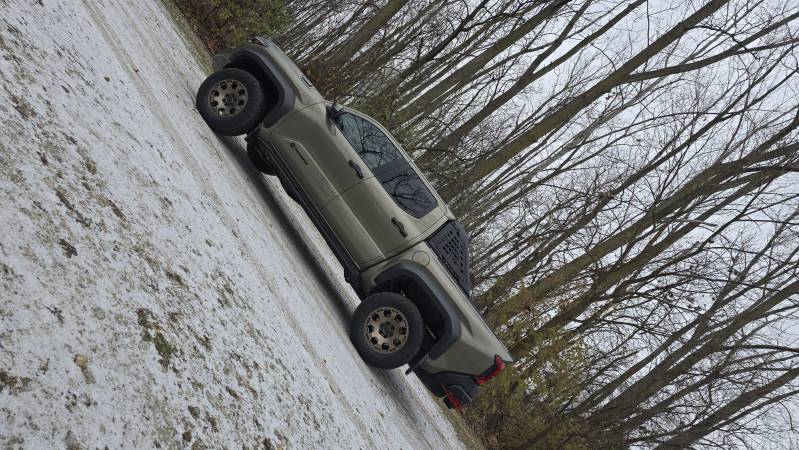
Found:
[195,37,512,409]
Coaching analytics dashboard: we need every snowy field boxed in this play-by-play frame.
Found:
[0,0,467,448]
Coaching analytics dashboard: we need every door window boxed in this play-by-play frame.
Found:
[334,112,438,219]
[335,113,401,169]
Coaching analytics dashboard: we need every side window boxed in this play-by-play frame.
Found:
[334,111,438,219]
[335,113,401,170]
[374,162,438,219]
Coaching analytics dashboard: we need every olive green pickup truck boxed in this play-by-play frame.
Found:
[195,37,512,409]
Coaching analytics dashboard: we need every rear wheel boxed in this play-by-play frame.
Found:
[196,68,267,136]
[350,292,424,369]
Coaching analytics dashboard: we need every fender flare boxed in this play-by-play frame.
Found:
[373,261,461,359]
[221,48,296,127]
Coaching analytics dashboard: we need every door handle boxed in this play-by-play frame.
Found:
[348,160,364,179]
[391,217,407,237]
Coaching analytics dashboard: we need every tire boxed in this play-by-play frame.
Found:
[247,143,275,175]
[196,68,267,136]
[350,292,424,369]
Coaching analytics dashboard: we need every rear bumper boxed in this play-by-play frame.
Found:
[414,367,478,409]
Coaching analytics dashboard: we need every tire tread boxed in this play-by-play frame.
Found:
[196,68,267,136]
[350,292,424,369]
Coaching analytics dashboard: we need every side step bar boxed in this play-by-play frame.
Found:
[246,135,364,298]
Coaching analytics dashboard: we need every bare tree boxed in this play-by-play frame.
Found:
[266,0,799,447]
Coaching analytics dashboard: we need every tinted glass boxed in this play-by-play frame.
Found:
[335,113,401,169]
[375,161,437,219]
[335,110,438,218]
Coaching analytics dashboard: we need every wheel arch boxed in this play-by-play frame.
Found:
[222,49,295,127]
[370,262,461,359]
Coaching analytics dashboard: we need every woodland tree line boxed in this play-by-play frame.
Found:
[177,0,799,448]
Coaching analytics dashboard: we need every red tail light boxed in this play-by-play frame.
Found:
[474,355,505,385]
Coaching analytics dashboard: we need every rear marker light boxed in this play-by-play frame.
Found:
[474,355,505,385]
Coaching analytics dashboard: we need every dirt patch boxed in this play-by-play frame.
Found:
[64,430,82,450]
[107,199,126,220]
[82,157,97,175]
[194,331,212,351]
[38,151,49,166]
[136,308,178,370]
[58,238,78,258]
[0,261,16,278]
[165,269,184,286]
[204,412,219,432]
[55,187,92,228]
[215,273,236,307]
[133,244,161,273]
[46,305,65,323]
[73,354,96,384]
[10,94,36,119]
[0,369,31,394]
[225,385,239,400]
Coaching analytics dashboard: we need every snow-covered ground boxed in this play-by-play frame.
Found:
[0,0,467,448]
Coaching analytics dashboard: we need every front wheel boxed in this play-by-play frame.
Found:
[196,68,267,136]
[350,292,424,369]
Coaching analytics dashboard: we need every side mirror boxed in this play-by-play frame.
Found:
[327,102,344,122]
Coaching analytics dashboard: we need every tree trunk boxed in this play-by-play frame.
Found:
[654,367,799,449]
[457,0,733,192]
[397,0,569,121]
[424,0,645,163]
[323,0,411,65]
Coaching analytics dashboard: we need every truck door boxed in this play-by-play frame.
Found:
[323,111,445,267]
[265,102,367,209]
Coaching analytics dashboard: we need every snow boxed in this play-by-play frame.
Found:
[0,0,466,448]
